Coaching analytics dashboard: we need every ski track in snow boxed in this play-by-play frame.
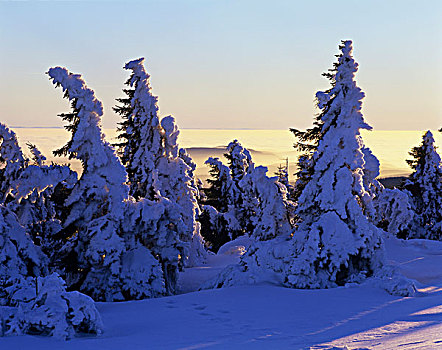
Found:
[1,236,442,350]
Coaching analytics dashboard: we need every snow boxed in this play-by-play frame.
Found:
[2,236,441,349]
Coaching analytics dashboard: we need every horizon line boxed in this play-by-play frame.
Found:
[9,126,440,132]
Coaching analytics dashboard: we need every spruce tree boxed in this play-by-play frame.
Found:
[284,41,385,288]
[113,58,163,201]
[290,54,381,205]
[207,41,397,291]
[203,166,294,287]
[199,157,234,252]
[405,130,442,240]
[200,140,255,251]
[115,58,207,266]
[0,123,26,203]
[48,67,169,301]
[274,159,295,199]
[0,204,44,304]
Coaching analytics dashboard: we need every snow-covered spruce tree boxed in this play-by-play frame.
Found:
[274,161,295,200]
[0,123,26,203]
[0,205,44,305]
[373,188,418,238]
[203,166,294,287]
[3,273,103,340]
[156,116,206,266]
[113,57,163,201]
[26,142,46,166]
[48,67,166,301]
[199,157,235,252]
[114,58,206,266]
[207,41,415,295]
[404,130,442,240]
[240,166,294,241]
[225,139,252,185]
[204,157,234,212]
[123,197,186,295]
[223,140,256,237]
[290,61,382,206]
[9,159,77,265]
[283,41,386,288]
[199,140,256,252]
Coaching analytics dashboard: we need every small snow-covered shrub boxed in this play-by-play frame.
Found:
[2,274,102,340]
[123,197,186,296]
[0,205,43,304]
[373,188,418,238]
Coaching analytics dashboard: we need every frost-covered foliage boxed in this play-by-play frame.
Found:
[48,65,200,300]
[207,140,255,230]
[274,162,295,200]
[10,162,77,258]
[361,146,384,198]
[114,58,206,266]
[114,57,163,200]
[27,143,46,166]
[404,131,442,240]
[204,168,294,289]
[373,188,418,238]
[0,205,43,304]
[123,197,187,295]
[225,140,253,184]
[0,206,102,339]
[201,143,295,253]
[204,157,235,212]
[240,166,293,241]
[200,141,255,252]
[0,123,80,272]
[156,117,206,266]
[48,67,142,301]
[0,123,26,203]
[283,41,386,289]
[2,274,102,339]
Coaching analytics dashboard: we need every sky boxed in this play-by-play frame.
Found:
[0,0,441,130]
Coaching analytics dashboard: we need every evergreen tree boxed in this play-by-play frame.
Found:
[3,273,103,339]
[225,139,252,184]
[48,67,169,301]
[113,57,163,201]
[199,157,234,252]
[200,140,255,251]
[26,142,46,166]
[373,188,418,238]
[274,159,295,199]
[284,41,385,288]
[290,54,381,205]
[204,157,234,212]
[404,130,442,240]
[206,41,412,293]
[0,204,44,304]
[0,123,26,203]
[115,58,206,266]
[9,161,77,265]
[240,166,293,241]
[203,167,294,288]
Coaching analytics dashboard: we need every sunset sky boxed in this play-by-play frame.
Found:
[0,0,441,130]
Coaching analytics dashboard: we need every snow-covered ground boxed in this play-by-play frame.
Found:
[1,237,441,350]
